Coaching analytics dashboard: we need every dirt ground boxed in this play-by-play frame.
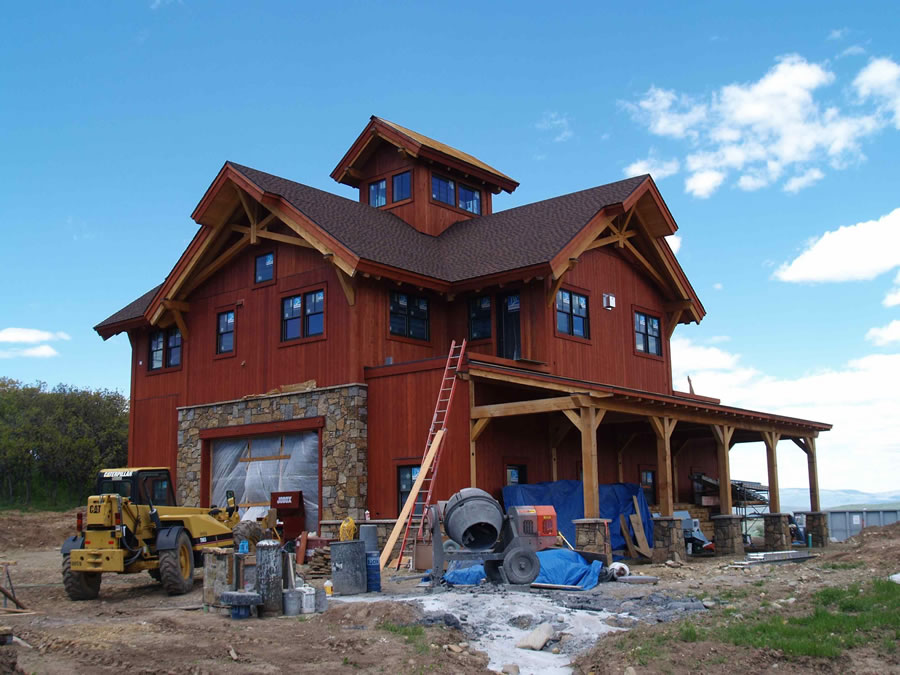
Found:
[1,511,898,674]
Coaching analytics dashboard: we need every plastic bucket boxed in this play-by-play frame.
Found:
[300,585,316,613]
[365,551,381,592]
[330,540,367,595]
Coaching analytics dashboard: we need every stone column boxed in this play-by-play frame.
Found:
[798,511,829,547]
[712,514,744,556]
[573,518,613,567]
[651,516,685,563]
[763,513,791,551]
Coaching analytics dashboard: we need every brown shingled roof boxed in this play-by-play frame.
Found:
[94,284,162,334]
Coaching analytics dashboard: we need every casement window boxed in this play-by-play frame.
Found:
[556,289,589,338]
[392,171,411,202]
[282,290,325,341]
[634,311,662,356]
[640,468,657,505]
[431,173,481,214]
[389,292,429,340]
[369,179,387,207]
[216,310,235,354]
[468,296,491,340]
[255,252,274,284]
[149,327,181,371]
[398,465,421,515]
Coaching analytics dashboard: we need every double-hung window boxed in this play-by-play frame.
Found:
[556,290,589,338]
[282,290,325,341]
[389,292,429,340]
[149,327,182,370]
[216,311,235,354]
[468,296,491,340]
[255,252,274,283]
[634,311,662,356]
[369,179,387,207]
[392,171,411,202]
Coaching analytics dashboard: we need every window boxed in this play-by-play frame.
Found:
[216,310,235,354]
[369,179,386,207]
[458,184,481,214]
[149,327,181,370]
[506,464,527,486]
[640,469,656,506]
[556,290,589,338]
[398,465,421,515]
[392,171,411,202]
[282,289,325,341]
[431,174,455,206]
[468,296,491,340]
[634,311,661,356]
[255,252,274,284]
[389,292,429,340]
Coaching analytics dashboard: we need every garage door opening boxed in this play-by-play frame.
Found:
[210,431,319,531]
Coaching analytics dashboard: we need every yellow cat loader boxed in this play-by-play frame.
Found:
[61,467,262,600]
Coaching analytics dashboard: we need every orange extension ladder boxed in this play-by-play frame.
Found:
[392,339,467,569]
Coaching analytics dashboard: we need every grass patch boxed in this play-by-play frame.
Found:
[716,579,900,659]
[678,623,704,642]
[378,622,428,655]
[616,630,673,666]
[718,587,750,601]
[821,561,863,570]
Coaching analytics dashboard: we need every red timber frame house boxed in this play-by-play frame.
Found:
[95,116,832,555]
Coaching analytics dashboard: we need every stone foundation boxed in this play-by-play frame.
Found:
[763,513,791,551]
[176,384,368,522]
[652,517,685,563]
[712,514,744,556]
[798,511,829,547]
[573,518,613,566]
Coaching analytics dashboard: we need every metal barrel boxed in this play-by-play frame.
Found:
[256,539,283,614]
[365,550,381,592]
[443,488,504,551]
[330,540,367,595]
[282,588,302,616]
[359,524,379,552]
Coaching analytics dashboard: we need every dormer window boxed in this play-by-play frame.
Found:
[369,179,387,207]
[432,175,455,206]
[458,184,481,215]
[431,173,481,214]
[392,171,411,202]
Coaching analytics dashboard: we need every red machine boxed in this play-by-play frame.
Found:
[270,491,306,541]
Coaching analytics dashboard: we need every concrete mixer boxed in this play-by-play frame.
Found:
[427,487,558,586]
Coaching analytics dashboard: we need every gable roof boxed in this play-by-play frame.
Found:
[94,284,162,338]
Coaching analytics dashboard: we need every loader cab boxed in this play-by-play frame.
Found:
[96,468,177,507]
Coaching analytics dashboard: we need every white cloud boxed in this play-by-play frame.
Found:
[713,282,723,291]
[775,207,900,282]
[883,271,900,307]
[625,154,680,180]
[827,28,848,40]
[665,234,681,254]
[0,328,71,343]
[671,336,900,491]
[839,45,866,58]
[866,320,900,346]
[707,335,730,344]
[783,167,824,193]
[0,345,60,359]
[685,170,725,198]
[536,112,573,142]
[624,55,884,197]
[854,57,900,128]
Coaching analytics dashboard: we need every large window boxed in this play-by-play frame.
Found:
[635,311,661,356]
[556,289,589,338]
[255,252,274,284]
[149,327,181,370]
[392,171,411,202]
[217,310,235,354]
[458,184,481,214]
[431,174,481,214]
[369,179,386,207]
[397,465,421,515]
[468,296,491,340]
[389,292,429,340]
[282,290,325,341]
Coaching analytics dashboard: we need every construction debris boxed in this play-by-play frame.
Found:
[305,546,332,578]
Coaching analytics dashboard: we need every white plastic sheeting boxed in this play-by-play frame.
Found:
[211,432,319,531]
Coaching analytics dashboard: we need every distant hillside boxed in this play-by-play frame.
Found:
[827,501,900,511]
[779,488,900,514]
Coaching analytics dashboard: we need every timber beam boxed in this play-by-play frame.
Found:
[471,395,581,420]
[762,431,781,513]
[546,258,579,306]
[649,416,677,516]
[711,424,735,515]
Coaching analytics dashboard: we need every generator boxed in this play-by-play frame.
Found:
[428,488,557,586]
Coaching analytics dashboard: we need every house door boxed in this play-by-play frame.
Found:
[497,292,521,360]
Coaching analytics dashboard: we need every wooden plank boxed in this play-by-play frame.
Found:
[379,429,445,569]
[238,455,290,463]
[619,513,638,558]
[471,396,579,419]
[581,406,599,518]
[629,513,652,558]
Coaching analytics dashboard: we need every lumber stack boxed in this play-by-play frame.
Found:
[305,546,331,578]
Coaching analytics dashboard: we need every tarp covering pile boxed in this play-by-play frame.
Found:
[502,480,654,551]
[442,548,606,589]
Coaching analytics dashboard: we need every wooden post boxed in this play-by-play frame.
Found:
[580,407,599,518]
[470,418,490,488]
[806,436,820,512]
[649,416,677,517]
[616,448,624,483]
[762,431,781,513]
[549,420,571,483]
[712,425,734,516]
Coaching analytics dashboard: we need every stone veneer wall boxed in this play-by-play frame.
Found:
[176,384,367,523]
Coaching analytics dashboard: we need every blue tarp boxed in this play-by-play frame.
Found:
[442,548,605,590]
[502,480,654,552]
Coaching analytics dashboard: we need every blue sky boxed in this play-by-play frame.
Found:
[1,2,898,491]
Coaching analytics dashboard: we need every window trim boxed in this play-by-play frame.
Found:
[553,286,592,343]
[387,291,431,344]
[467,295,493,343]
[147,326,183,374]
[253,251,276,287]
[429,172,482,216]
[277,283,328,349]
[632,306,664,361]
[214,307,237,359]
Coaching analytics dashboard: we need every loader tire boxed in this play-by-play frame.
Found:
[159,530,194,595]
[232,520,264,552]
[62,555,101,601]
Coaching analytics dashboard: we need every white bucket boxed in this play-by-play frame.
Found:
[300,585,316,614]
